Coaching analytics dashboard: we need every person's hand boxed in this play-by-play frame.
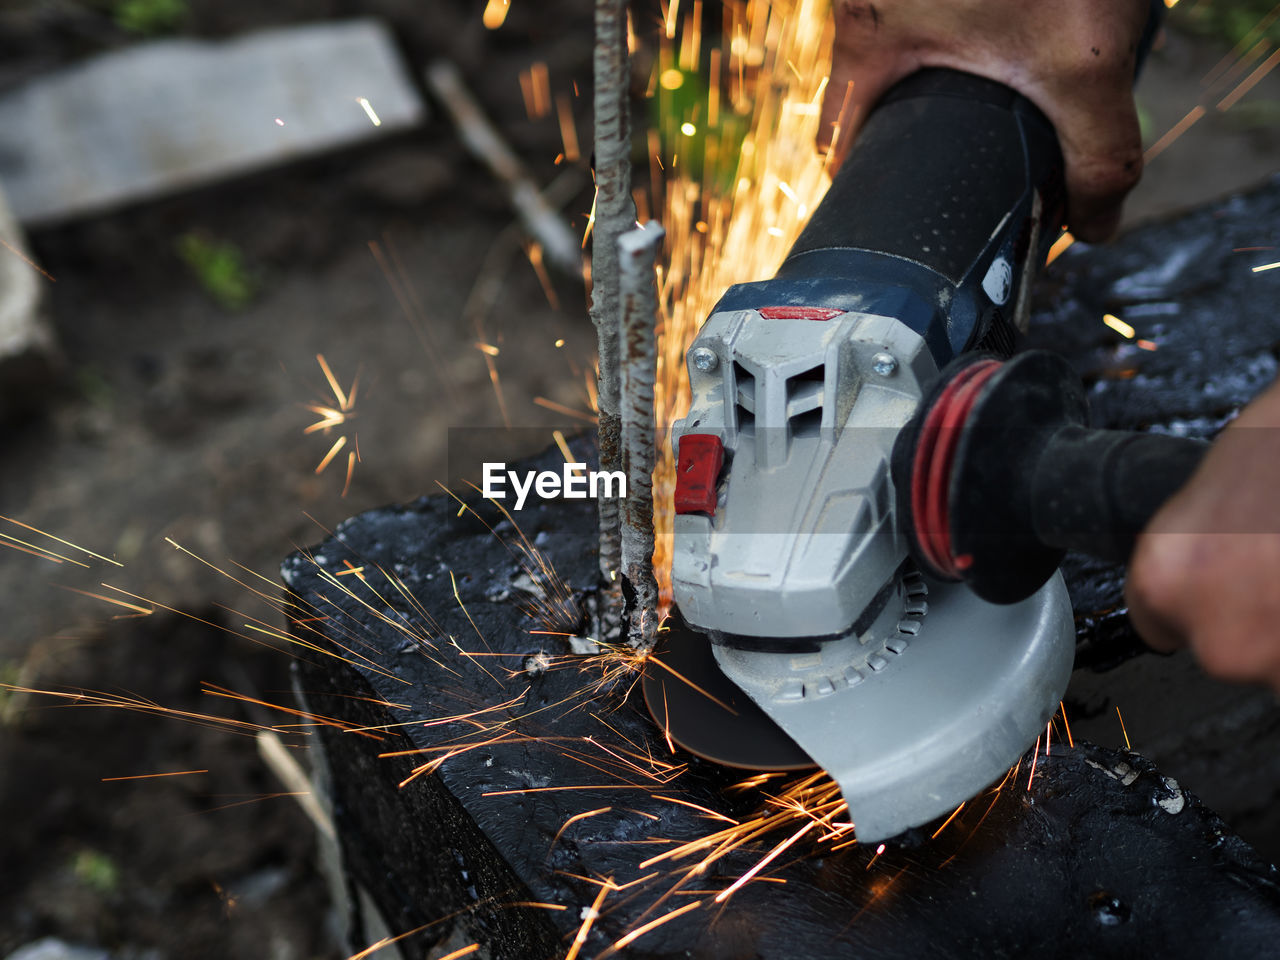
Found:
[820,0,1152,241]
[1126,381,1280,691]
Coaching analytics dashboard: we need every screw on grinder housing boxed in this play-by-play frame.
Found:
[893,350,1210,604]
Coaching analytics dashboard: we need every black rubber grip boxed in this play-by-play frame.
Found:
[1031,427,1209,563]
[926,351,1211,604]
[784,68,1062,285]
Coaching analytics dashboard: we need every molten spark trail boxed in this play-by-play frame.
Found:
[649,0,835,605]
[302,354,361,494]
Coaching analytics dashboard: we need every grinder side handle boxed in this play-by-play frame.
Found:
[1030,426,1208,565]
[898,351,1209,604]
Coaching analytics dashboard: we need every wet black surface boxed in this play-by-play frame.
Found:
[285,178,1280,958]
[1027,173,1280,663]
[287,454,1280,959]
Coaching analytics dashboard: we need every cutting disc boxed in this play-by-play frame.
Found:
[642,610,814,772]
[644,568,1076,842]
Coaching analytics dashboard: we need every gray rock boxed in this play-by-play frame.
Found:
[4,938,110,960]
[0,185,58,415]
[0,19,427,225]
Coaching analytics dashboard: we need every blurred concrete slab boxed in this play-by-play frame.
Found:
[0,19,426,226]
[2,939,110,960]
[1128,27,1280,228]
[0,186,57,416]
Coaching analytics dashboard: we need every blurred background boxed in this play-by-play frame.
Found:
[0,1,1276,958]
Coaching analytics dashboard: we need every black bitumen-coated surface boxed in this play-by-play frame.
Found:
[285,483,1280,957]
[285,179,1280,958]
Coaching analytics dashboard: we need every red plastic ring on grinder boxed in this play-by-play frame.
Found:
[910,359,1003,579]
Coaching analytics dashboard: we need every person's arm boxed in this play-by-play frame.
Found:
[819,0,1151,241]
[1126,381,1280,691]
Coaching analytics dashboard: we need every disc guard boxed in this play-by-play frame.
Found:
[644,570,1075,843]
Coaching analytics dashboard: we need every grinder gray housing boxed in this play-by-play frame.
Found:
[669,308,1076,842]
[672,309,933,639]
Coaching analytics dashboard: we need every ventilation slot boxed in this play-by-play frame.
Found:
[786,364,825,438]
[734,362,756,435]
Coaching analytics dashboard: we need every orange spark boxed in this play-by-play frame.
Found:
[521,61,551,119]
[654,794,740,824]
[643,653,738,716]
[664,0,681,39]
[483,784,653,797]
[1218,46,1280,112]
[1045,231,1075,266]
[315,436,347,475]
[367,238,457,402]
[557,92,581,162]
[1144,105,1206,164]
[1103,314,1136,338]
[549,807,613,857]
[59,585,154,617]
[0,234,57,282]
[355,97,381,126]
[552,429,575,464]
[714,819,817,902]
[1,516,121,567]
[482,0,510,29]
[649,2,842,606]
[533,396,598,423]
[303,354,361,491]
[866,842,887,869]
[608,899,703,953]
[345,923,442,960]
[342,450,357,497]
[930,802,966,840]
[101,769,207,781]
[564,881,613,960]
[1,533,88,567]
[526,240,559,311]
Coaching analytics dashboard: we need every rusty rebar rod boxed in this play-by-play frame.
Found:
[617,221,663,648]
[590,0,636,584]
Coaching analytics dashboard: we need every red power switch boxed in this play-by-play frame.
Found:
[674,434,725,516]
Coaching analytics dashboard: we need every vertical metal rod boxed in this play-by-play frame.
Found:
[591,0,636,583]
[618,222,664,649]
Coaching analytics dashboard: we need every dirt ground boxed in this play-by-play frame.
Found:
[0,2,1276,958]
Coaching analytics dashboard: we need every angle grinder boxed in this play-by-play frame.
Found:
[642,68,1206,843]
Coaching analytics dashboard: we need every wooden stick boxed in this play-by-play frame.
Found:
[425,60,582,277]
[257,729,337,842]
